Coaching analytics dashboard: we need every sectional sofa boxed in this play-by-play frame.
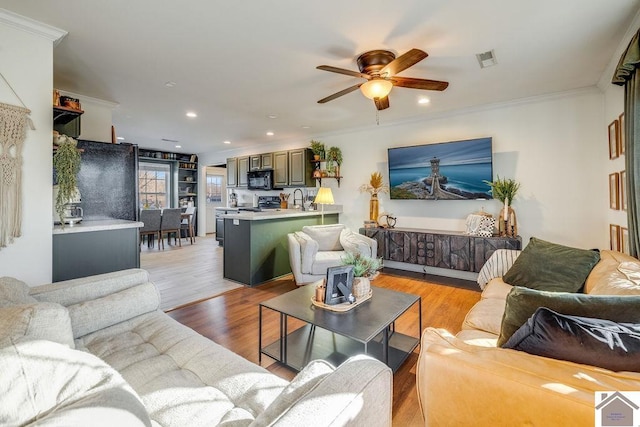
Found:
[0,269,392,426]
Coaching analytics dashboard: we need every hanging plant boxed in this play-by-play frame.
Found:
[53,135,81,227]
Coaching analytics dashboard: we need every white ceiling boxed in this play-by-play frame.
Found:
[2,1,639,155]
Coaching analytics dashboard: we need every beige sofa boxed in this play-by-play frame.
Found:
[0,269,392,426]
[417,250,640,426]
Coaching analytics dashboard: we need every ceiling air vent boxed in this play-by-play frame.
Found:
[476,50,497,68]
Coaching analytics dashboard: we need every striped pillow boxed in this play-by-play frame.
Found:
[477,249,521,289]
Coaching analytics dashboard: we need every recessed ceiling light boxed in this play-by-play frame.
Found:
[165,81,177,87]
[223,140,231,144]
[186,111,197,118]
[418,98,430,105]
[267,114,278,119]
[175,145,182,149]
[301,125,311,129]
[266,131,274,136]
[116,136,125,140]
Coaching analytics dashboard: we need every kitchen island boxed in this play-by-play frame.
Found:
[52,219,143,282]
[221,208,340,286]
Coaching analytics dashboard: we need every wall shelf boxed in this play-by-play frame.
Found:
[53,106,84,125]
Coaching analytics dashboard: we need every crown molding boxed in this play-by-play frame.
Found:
[0,8,67,46]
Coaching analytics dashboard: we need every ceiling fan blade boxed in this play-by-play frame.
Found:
[374,96,390,111]
[392,76,449,91]
[317,83,363,104]
[380,48,428,76]
[316,65,371,80]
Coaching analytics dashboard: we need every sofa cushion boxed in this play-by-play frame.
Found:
[585,250,639,293]
[294,231,319,274]
[462,298,505,335]
[502,237,600,292]
[251,359,334,426]
[0,338,151,427]
[0,302,75,348]
[503,307,640,372]
[498,286,640,346]
[0,276,36,307]
[302,224,345,251]
[311,250,347,275]
[587,261,640,296]
[339,228,370,257]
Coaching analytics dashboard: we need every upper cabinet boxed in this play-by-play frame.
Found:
[250,153,273,171]
[288,149,314,187]
[273,151,289,188]
[237,156,250,187]
[227,157,238,187]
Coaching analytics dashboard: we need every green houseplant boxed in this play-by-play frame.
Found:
[309,140,325,160]
[326,146,342,176]
[483,176,520,204]
[341,252,383,299]
[53,135,81,228]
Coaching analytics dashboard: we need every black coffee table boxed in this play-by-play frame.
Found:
[259,284,421,372]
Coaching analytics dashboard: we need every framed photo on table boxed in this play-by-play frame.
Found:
[609,119,619,159]
[609,172,620,210]
[610,224,621,251]
[619,113,625,155]
[620,170,627,211]
[324,265,354,305]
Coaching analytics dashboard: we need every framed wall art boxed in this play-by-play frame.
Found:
[619,112,625,155]
[610,224,621,251]
[621,227,629,254]
[609,172,620,210]
[609,119,619,159]
[620,170,627,211]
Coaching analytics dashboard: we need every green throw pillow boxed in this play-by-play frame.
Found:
[497,286,640,346]
[502,237,600,292]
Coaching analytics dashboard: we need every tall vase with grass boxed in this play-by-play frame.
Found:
[484,176,520,236]
[341,252,383,299]
[359,172,388,223]
[53,135,81,229]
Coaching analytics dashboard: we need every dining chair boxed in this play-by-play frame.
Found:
[160,208,182,249]
[139,209,161,249]
[181,206,196,244]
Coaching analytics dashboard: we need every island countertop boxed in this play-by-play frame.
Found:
[219,208,342,221]
[53,219,144,235]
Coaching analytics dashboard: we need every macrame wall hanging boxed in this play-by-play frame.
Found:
[0,71,34,249]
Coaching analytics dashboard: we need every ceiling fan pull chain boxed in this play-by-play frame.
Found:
[376,108,380,125]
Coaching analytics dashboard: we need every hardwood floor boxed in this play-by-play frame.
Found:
[168,270,481,426]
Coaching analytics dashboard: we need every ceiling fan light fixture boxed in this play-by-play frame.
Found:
[360,79,393,100]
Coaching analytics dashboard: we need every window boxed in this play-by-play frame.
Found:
[139,162,172,209]
[207,174,223,203]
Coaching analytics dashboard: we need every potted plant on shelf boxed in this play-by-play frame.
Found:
[341,252,383,299]
[310,140,325,161]
[326,146,342,177]
[53,134,81,229]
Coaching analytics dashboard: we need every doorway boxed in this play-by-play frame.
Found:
[206,167,227,233]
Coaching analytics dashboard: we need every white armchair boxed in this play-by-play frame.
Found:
[287,224,377,285]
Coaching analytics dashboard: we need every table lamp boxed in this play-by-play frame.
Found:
[314,187,334,224]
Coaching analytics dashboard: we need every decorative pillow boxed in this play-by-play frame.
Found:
[476,249,521,290]
[503,307,640,372]
[0,339,151,427]
[339,228,370,257]
[0,302,75,348]
[498,286,640,346]
[502,237,600,292]
[302,224,345,251]
[0,277,36,307]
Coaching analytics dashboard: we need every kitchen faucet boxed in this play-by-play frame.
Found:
[293,189,305,211]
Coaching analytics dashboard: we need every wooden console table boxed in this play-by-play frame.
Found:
[359,227,521,273]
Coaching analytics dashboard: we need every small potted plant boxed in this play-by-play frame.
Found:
[53,134,81,228]
[310,140,325,160]
[326,146,342,177]
[483,175,520,204]
[341,252,383,299]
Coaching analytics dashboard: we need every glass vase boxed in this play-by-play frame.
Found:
[369,194,379,222]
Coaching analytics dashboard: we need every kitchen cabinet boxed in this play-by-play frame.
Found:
[273,151,289,188]
[250,153,273,170]
[215,207,238,246]
[288,148,314,187]
[237,156,249,187]
[227,157,238,187]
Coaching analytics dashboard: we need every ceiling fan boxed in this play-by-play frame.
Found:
[317,48,448,110]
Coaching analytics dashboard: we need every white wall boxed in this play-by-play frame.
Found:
[0,14,65,284]
[200,88,607,253]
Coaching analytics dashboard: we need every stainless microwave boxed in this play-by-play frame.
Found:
[247,169,275,190]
